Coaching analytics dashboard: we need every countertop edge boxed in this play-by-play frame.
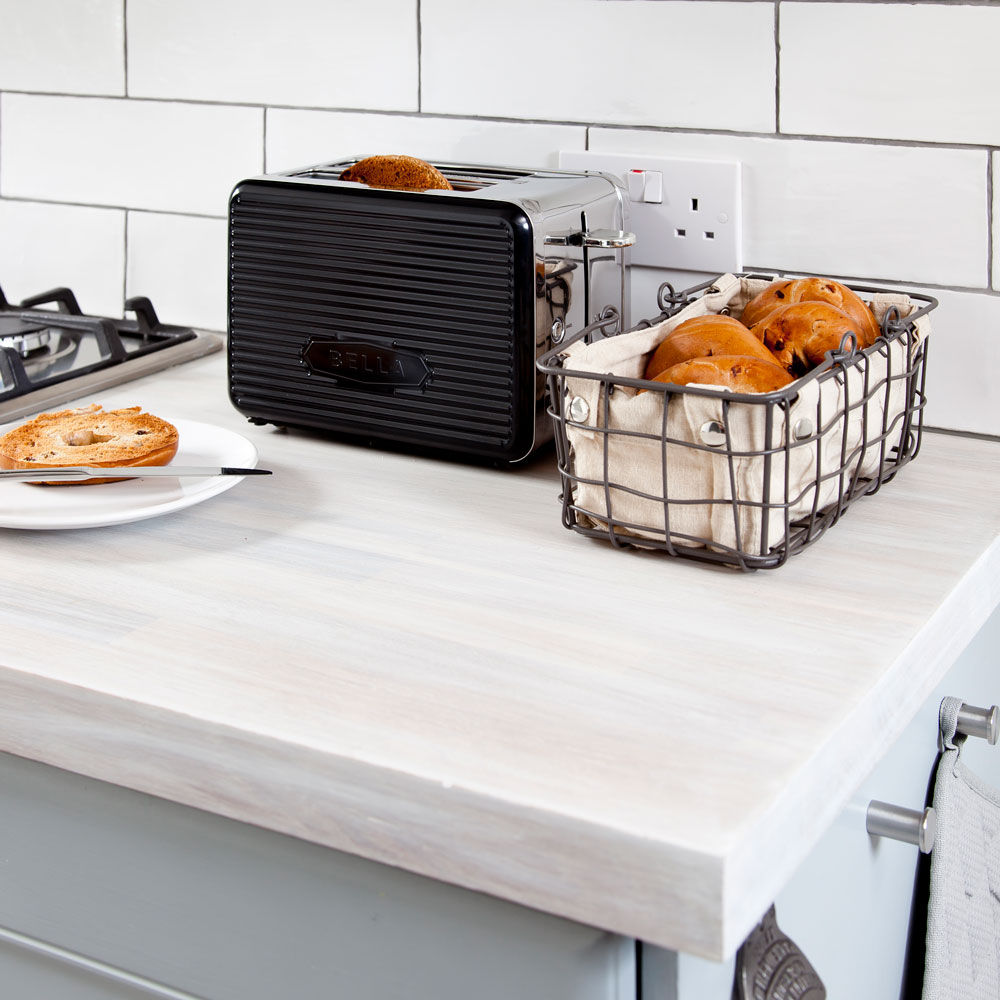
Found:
[0,665,729,958]
[719,531,1000,957]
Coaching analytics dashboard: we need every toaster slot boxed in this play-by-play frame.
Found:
[288,160,534,192]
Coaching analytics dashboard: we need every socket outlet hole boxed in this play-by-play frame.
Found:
[691,198,699,211]
[704,231,715,240]
[675,228,686,238]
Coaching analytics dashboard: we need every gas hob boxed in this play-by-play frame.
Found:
[0,284,222,423]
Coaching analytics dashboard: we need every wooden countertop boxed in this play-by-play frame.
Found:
[1,348,998,960]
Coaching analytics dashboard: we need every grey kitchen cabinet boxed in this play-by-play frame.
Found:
[0,750,634,1000]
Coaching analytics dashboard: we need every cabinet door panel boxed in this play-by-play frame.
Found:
[0,752,633,1000]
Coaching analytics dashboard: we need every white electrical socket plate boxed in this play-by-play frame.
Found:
[558,151,742,273]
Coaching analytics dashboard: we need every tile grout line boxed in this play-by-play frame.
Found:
[122,0,129,310]
[262,106,268,173]
[122,0,129,98]
[988,151,995,291]
[586,124,995,154]
[774,1,781,135]
[772,0,1000,5]
[0,194,224,221]
[595,1,1000,4]
[123,210,129,311]
[740,263,1000,299]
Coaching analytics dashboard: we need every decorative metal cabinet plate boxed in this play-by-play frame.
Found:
[733,906,826,1000]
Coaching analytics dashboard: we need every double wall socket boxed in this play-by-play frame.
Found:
[558,151,742,273]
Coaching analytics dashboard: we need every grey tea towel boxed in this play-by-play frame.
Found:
[923,697,1000,999]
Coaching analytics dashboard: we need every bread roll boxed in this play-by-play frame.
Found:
[649,355,795,394]
[739,280,793,328]
[339,155,453,191]
[749,301,866,373]
[644,314,783,381]
[0,404,179,485]
[742,277,880,346]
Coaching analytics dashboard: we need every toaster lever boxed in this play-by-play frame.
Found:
[544,229,635,249]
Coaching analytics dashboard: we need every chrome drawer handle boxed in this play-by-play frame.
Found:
[866,800,936,854]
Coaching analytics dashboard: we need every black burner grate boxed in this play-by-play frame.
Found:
[0,284,198,403]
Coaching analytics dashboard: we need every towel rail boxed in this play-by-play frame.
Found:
[955,702,998,744]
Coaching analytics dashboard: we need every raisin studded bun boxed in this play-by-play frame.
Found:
[741,277,880,347]
[649,355,795,394]
[739,279,793,328]
[339,154,453,191]
[644,314,784,381]
[0,404,179,485]
[749,301,867,374]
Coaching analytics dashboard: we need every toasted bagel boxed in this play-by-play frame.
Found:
[0,404,179,485]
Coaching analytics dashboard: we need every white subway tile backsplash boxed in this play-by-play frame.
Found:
[265,110,587,174]
[127,0,418,112]
[0,0,124,96]
[421,0,775,132]
[781,4,1000,145]
[0,95,262,216]
[126,213,228,332]
[0,200,125,317]
[0,0,992,437]
[589,129,988,288]
[919,287,1000,438]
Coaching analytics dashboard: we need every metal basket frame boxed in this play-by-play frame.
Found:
[536,273,938,571]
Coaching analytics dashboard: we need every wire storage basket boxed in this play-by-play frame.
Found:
[536,272,936,571]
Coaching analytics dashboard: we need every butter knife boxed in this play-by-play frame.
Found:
[0,466,271,483]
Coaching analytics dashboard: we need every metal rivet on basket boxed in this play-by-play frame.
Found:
[700,420,727,447]
[568,396,590,423]
[550,318,566,344]
[793,418,814,440]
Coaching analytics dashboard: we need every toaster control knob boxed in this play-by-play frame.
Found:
[545,229,636,249]
[550,318,566,344]
[582,229,635,248]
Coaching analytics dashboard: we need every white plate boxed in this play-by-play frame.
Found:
[0,419,259,530]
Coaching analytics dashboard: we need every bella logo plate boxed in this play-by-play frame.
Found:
[303,339,432,390]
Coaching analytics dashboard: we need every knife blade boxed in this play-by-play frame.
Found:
[0,466,271,483]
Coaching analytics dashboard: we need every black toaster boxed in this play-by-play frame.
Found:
[227,158,632,462]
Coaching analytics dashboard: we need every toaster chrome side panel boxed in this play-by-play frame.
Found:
[491,169,631,452]
[227,161,630,462]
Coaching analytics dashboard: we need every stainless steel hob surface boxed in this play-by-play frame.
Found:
[0,284,221,423]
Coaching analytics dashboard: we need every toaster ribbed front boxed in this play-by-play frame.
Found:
[228,181,535,459]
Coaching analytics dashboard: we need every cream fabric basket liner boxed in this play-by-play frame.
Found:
[561,273,930,555]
